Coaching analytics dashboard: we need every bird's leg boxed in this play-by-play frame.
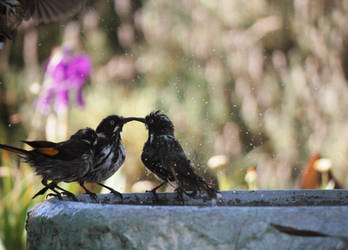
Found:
[32,179,60,199]
[187,187,197,198]
[54,185,78,201]
[79,182,97,200]
[183,178,198,198]
[32,181,52,199]
[32,187,49,199]
[175,186,185,204]
[148,181,167,193]
[146,181,167,196]
[96,182,123,199]
[169,165,185,204]
[174,179,186,204]
[146,181,167,202]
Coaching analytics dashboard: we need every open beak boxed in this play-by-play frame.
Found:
[122,117,146,123]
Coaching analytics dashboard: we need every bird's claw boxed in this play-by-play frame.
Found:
[88,192,98,200]
[61,192,78,201]
[175,187,185,204]
[46,193,62,200]
[146,189,160,203]
[110,190,123,200]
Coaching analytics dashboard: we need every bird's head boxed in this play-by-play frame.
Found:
[71,127,98,146]
[96,115,144,138]
[144,110,174,136]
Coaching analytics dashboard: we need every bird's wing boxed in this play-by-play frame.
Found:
[22,0,86,23]
[156,135,196,178]
[22,138,92,160]
[22,140,57,148]
[54,139,93,160]
[21,140,59,156]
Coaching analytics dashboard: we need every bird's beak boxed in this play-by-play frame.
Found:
[122,117,146,123]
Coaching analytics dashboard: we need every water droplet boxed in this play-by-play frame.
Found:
[8,123,12,127]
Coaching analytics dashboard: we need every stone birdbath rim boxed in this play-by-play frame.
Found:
[29,189,348,207]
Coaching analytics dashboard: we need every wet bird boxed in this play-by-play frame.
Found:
[78,115,144,199]
[0,0,85,47]
[139,110,218,201]
[0,127,97,200]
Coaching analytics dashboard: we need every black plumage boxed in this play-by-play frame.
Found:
[78,115,144,199]
[139,110,218,200]
[0,127,97,200]
[0,0,85,46]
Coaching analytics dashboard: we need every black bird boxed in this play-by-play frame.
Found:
[0,0,85,47]
[0,127,97,200]
[78,115,144,199]
[139,110,218,201]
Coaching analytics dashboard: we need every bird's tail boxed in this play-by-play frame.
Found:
[0,143,29,157]
[189,174,219,199]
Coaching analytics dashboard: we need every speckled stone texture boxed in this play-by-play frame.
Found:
[26,190,348,250]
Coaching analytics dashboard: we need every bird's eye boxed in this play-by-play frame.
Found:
[110,120,115,125]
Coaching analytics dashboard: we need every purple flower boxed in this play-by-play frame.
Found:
[36,88,54,114]
[37,46,92,114]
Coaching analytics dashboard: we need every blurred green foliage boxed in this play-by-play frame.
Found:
[1,0,348,249]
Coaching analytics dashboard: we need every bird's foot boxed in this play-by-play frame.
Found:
[87,192,97,200]
[175,187,185,204]
[61,191,78,201]
[46,193,62,200]
[146,189,159,202]
[110,190,123,200]
[96,182,122,200]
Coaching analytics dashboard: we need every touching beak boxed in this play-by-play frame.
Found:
[123,117,146,123]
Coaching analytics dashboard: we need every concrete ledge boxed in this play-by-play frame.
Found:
[26,190,348,250]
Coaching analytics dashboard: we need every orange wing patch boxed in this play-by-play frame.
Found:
[36,147,59,156]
